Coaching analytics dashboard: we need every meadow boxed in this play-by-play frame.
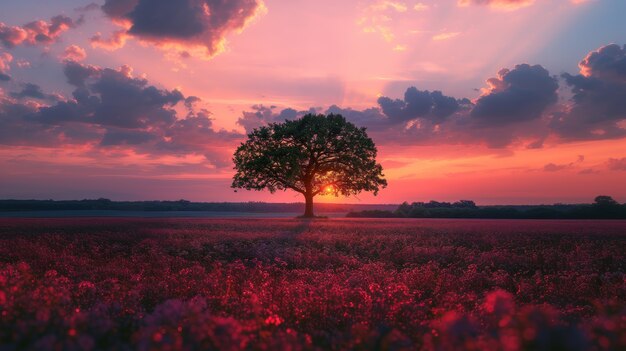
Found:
[0,218,624,350]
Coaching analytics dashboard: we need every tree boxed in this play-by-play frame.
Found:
[232,113,387,217]
[594,195,618,207]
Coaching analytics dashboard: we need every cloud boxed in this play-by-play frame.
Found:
[357,0,409,43]
[370,1,408,12]
[4,41,625,165]
[90,30,128,50]
[578,43,626,82]
[0,62,241,167]
[237,105,309,133]
[471,64,558,125]
[234,42,621,149]
[413,3,429,11]
[239,76,551,148]
[63,61,101,87]
[578,168,598,175]
[75,3,101,12]
[99,0,266,58]
[61,45,87,62]
[0,24,26,48]
[553,44,626,140]
[41,64,184,129]
[325,105,390,128]
[607,157,626,171]
[543,162,572,172]
[0,15,81,48]
[457,0,535,10]
[0,95,65,146]
[10,83,58,101]
[0,52,11,81]
[432,32,461,41]
[377,87,464,123]
[15,59,30,68]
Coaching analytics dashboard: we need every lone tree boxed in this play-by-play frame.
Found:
[232,113,387,217]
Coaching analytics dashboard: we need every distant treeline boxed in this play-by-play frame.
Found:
[0,199,397,213]
[347,196,626,219]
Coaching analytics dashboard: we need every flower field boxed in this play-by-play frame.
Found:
[0,218,624,350]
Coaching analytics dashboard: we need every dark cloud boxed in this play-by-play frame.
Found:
[0,15,80,48]
[101,0,139,18]
[0,73,9,82]
[100,0,265,57]
[128,1,207,38]
[88,67,183,128]
[10,83,51,100]
[377,87,462,123]
[63,61,101,87]
[0,62,241,167]
[0,95,62,146]
[100,127,157,146]
[553,44,626,140]
[237,105,303,133]
[578,43,626,82]
[471,64,558,125]
[36,64,183,129]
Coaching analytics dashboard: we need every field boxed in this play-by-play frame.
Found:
[0,218,624,350]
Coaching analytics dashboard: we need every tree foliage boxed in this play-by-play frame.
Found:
[231,113,387,216]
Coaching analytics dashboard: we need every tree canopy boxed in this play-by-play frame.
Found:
[232,113,387,217]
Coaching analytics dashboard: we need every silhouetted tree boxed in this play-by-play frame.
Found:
[594,195,618,207]
[454,200,477,208]
[231,113,387,217]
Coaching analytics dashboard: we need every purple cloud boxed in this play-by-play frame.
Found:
[471,64,558,125]
[554,44,626,140]
[0,62,242,167]
[99,0,266,57]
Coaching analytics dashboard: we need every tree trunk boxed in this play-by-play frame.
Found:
[303,192,314,218]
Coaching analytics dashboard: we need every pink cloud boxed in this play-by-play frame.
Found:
[0,15,80,48]
[0,52,12,71]
[61,45,87,62]
[90,30,128,51]
[0,52,12,80]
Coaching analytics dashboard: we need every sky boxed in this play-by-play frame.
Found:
[1,0,625,205]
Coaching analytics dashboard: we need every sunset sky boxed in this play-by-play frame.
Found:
[1,0,625,204]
